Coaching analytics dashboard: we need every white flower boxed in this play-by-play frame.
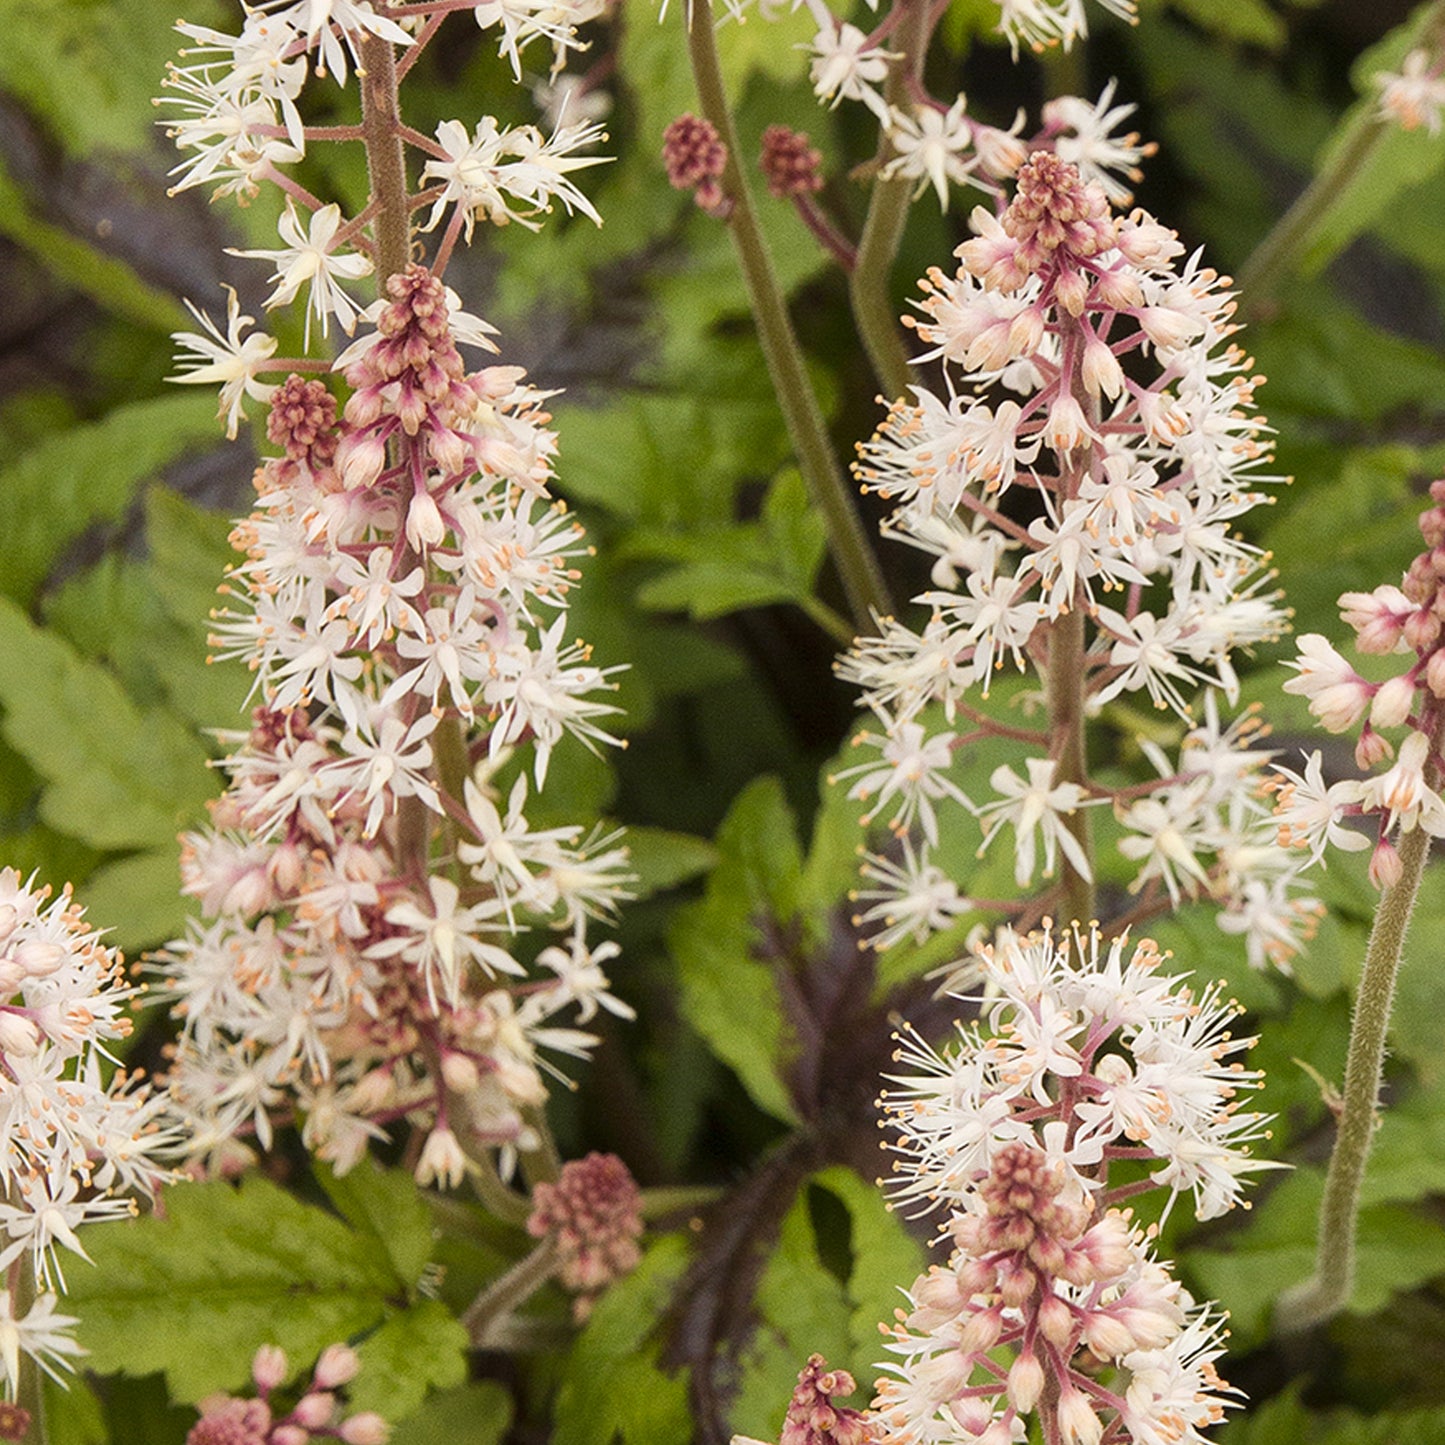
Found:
[976,756,1096,886]
[1281,634,1373,733]
[832,719,972,846]
[1377,48,1445,135]
[994,0,1137,58]
[0,1290,85,1395]
[803,17,895,122]
[258,0,414,84]
[229,202,374,346]
[882,97,980,211]
[851,839,973,949]
[1357,729,1445,837]
[169,288,279,439]
[1043,80,1153,204]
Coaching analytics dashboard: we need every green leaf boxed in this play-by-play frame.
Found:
[0,394,223,608]
[1188,1171,1445,1346]
[1158,0,1285,46]
[0,596,215,850]
[390,1381,513,1445]
[350,1300,470,1422]
[669,778,804,1124]
[1224,1386,1445,1445]
[67,1176,404,1402]
[552,1236,692,1445]
[43,1375,108,1445]
[810,1166,926,1362]
[316,1161,437,1290]
[81,847,193,953]
[624,826,720,897]
[730,1187,856,1440]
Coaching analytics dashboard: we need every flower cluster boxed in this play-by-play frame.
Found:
[1276,480,1445,888]
[835,150,1319,969]
[162,268,633,1179]
[0,869,179,1400]
[872,926,1262,1444]
[526,1151,644,1319]
[187,1342,387,1445]
[155,1,632,1188]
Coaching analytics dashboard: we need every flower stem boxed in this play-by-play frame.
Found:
[1046,602,1093,926]
[1274,817,1432,1333]
[1237,0,1445,312]
[359,33,412,285]
[462,1236,559,1346]
[848,0,929,403]
[12,1257,47,1445]
[684,0,891,631]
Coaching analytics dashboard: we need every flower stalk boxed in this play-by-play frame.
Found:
[683,0,891,631]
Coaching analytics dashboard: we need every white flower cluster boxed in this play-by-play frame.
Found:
[0,870,179,1397]
[836,151,1321,970]
[873,926,1262,1444]
[154,1,631,1186]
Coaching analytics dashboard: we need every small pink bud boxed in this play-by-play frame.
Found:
[314,1345,361,1390]
[1055,267,1089,316]
[292,1392,336,1429]
[1371,674,1417,729]
[1037,1290,1075,1346]
[1007,1350,1044,1412]
[1370,839,1404,891]
[340,1413,392,1445]
[405,490,446,551]
[440,1051,481,1092]
[1080,337,1124,399]
[272,1427,309,1445]
[0,1012,41,1057]
[252,1344,288,1393]
[1356,728,1393,769]
[1426,649,1445,698]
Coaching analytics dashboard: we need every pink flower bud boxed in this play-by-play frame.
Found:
[1055,267,1089,316]
[1370,839,1403,891]
[0,1011,41,1057]
[1370,674,1417,729]
[1426,649,1445,698]
[1080,337,1124,399]
[314,1345,361,1390]
[405,490,446,551]
[272,1426,309,1445]
[252,1344,288,1393]
[292,1392,336,1429]
[340,1413,392,1445]
[1356,727,1393,769]
[1007,1350,1044,1412]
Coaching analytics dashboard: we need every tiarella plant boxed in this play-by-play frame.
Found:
[7,0,1445,1442]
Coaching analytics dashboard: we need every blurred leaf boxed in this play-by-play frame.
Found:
[389,1381,513,1445]
[632,469,827,620]
[552,1235,692,1445]
[1188,1171,1445,1345]
[0,394,222,608]
[0,167,189,332]
[810,1166,926,1361]
[82,847,193,953]
[349,1300,469,1422]
[68,1176,404,1402]
[1163,0,1285,47]
[43,1375,107,1445]
[730,1186,856,1440]
[1223,1386,1445,1444]
[670,778,802,1124]
[316,1160,437,1290]
[625,825,720,897]
[0,596,215,850]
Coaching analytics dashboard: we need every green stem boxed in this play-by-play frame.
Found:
[1237,0,1445,312]
[1274,819,1433,1332]
[684,0,891,631]
[848,0,929,402]
[12,1258,47,1445]
[461,1236,559,1346]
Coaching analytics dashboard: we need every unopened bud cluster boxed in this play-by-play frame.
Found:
[187,1343,387,1445]
[527,1152,644,1319]
[1278,480,1445,888]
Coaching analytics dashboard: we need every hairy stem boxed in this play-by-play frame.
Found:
[848,0,929,402]
[359,33,411,284]
[684,0,891,630]
[1275,818,1433,1333]
[12,1256,46,1445]
[462,1237,559,1346]
[1237,0,1445,312]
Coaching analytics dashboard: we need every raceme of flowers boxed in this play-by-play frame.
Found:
[0,870,180,1404]
[872,925,1264,1445]
[835,151,1320,970]
[1276,479,1445,889]
[154,1,633,1186]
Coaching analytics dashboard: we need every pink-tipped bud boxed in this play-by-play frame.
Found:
[440,1050,481,1092]
[1340,586,1412,653]
[340,1414,392,1445]
[1007,1350,1044,1413]
[1426,649,1445,699]
[314,1345,361,1390]
[1356,727,1394,769]
[271,1427,309,1445]
[337,432,386,490]
[0,1012,41,1057]
[1080,337,1124,399]
[1370,839,1404,891]
[1055,267,1089,316]
[1057,1384,1103,1445]
[252,1344,289,1393]
[1037,1290,1075,1346]
[405,490,446,552]
[1371,674,1417,730]
[292,1392,336,1429]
